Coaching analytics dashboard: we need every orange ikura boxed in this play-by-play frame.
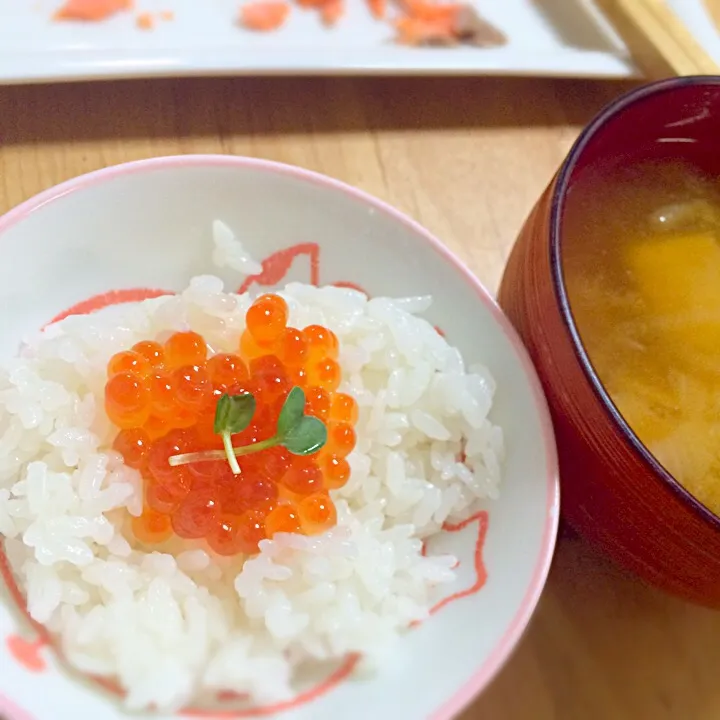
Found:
[106,293,358,556]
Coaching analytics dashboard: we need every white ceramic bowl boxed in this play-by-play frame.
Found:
[0,156,559,720]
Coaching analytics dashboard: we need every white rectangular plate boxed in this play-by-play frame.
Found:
[4,0,707,84]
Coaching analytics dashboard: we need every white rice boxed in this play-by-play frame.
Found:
[0,226,504,711]
[211,220,263,276]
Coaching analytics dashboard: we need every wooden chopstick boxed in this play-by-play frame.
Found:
[706,0,720,32]
[595,0,720,78]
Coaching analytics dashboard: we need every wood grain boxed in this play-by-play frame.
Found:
[2,76,719,719]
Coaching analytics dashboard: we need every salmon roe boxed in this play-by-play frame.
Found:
[131,341,165,369]
[246,294,289,346]
[107,350,151,379]
[105,294,358,556]
[132,507,173,545]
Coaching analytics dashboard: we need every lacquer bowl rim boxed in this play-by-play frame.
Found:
[0,154,561,720]
[550,75,720,533]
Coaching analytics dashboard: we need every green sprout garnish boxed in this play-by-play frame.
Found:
[168,386,327,474]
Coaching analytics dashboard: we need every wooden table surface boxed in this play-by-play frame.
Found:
[1,75,719,720]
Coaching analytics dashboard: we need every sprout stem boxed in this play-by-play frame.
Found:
[223,432,242,475]
[168,436,279,468]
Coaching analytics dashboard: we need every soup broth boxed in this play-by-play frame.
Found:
[563,160,720,515]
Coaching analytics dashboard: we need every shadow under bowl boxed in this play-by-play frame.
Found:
[498,76,720,607]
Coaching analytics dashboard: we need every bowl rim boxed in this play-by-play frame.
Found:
[0,154,560,719]
[550,75,720,532]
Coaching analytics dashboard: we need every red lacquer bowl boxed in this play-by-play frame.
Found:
[498,76,720,607]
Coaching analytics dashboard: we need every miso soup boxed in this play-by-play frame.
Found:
[563,160,720,515]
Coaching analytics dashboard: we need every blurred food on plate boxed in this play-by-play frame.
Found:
[53,0,507,47]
